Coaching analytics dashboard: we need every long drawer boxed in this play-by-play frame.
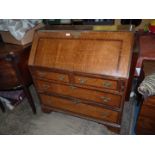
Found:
[36,80,122,108]
[40,94,119,123]
[140,105,155,119]
[137,116,155,131]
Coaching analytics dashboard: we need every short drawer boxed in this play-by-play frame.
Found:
[74,75,118,90]
[36,80,122,108]
[32,70,69,83]
[40,94,119,123]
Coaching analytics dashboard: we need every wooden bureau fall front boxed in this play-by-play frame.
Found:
[28,30,134,133]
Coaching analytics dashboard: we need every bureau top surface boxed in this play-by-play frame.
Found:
[29,30,134,78]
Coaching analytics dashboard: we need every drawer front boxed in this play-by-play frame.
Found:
[75,75,118,90]
[36,80,122,108]
[140,105,155,119]
[33,70,69,83]
[40,94,119,123]
[144,96,155,107]
[137,116,155,131]
[0,65,19,89]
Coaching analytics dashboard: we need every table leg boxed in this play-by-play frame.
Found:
[23,86,36,114]
[0,100,5,112]
[9,54,36,114]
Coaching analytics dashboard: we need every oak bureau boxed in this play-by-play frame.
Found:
[28,30,134,133]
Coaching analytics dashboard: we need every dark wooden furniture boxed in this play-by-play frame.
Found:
[135,33,155,134]
[0,42,36,113]
[136,33,155,69]
[29,30,134,133]
[136,60,155,134]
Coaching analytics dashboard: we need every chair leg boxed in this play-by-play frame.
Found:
[0,100,5,113]
[23,86,36,114]
[10,60,36,114]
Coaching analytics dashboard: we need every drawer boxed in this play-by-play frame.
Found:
[40,94,119,123]
[140,105,155,119]
[36,80,122,108]
[33,70,69,83]
[75,75,118,90]
[137,116,155,131]
[144,96,155,107]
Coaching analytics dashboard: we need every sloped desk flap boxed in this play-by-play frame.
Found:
[29,31,134,78]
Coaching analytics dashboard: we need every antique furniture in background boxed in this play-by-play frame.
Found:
[136,60,155,134]
[29,29,134,133]
[0,42,36,113]
[135,33,155,134]
[136,33,155,69]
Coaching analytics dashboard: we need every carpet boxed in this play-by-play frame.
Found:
[0,85,136,135]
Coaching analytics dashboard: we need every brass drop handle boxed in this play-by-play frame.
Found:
[101,111,110,117]
[59,75,65,81]
[69,85,76,90]
[43,84,50,89]
[72,99,80,104]
[38,72,46,76]
[79,79,87,84]
[103,82,112,88]
[100,96,111,103]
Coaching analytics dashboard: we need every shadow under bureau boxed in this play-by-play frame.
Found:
[28,30,134,133]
